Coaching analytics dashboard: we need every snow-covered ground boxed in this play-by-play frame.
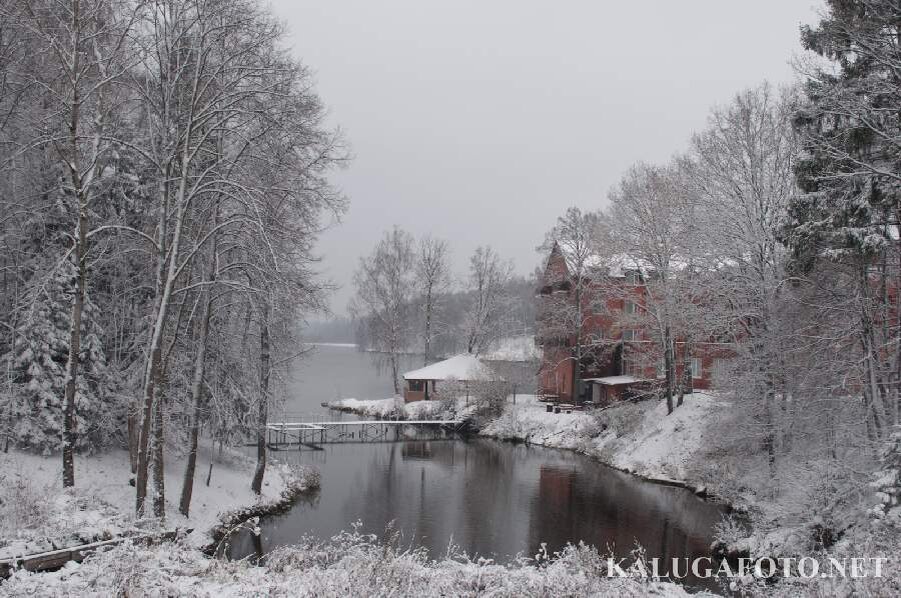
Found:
[326,396,476,421]
[2,528,705,597]
[480,393,720,486]
[0,444,316,561]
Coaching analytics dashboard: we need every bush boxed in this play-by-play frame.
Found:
[593,400,646,438]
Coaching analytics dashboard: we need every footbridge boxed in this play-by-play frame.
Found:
[264,418,466,449]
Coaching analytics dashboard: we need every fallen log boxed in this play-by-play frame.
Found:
[0,528,191,579]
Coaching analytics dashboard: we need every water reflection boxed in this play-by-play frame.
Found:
[230,439,726,590]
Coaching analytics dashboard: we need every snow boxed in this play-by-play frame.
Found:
[480,395,599,451]
[0,444,314,561]
[602,393,719,482]
[326,396,473,421]
[480,335,541,362]
[480,392,721,485]
[325,397,406,418]
[402,353,499,381]
[2,529,702,597]
[303,342,357,348]
[585,375,644,385]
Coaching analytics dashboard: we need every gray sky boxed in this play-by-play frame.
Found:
[270,0,822,315]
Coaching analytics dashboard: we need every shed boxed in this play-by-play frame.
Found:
[402,354,500,402]
[583,375,644,406]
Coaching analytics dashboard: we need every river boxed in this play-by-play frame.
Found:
[232,344,729,591]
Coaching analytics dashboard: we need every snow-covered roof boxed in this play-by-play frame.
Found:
[583,375,643,386]
[480,335,541,362]
[402,354,499,381]
[549,241,740,282]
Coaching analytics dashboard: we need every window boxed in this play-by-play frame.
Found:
[408,380,424,392]
[711,359,728,382]
[689,358,702,379]
[622,358,643,378]
[656,361,665,379]
[624,300,637,315]
[622,329,638,341]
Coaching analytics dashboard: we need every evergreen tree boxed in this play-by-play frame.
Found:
[787,0,900,268]
[10,260,115,453]
[785,0,901,440]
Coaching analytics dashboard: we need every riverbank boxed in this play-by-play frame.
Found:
[0,444,317,562]
[328,393,716,491]
[326,394,863,563]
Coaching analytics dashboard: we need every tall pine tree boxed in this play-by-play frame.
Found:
[785,0,901,439]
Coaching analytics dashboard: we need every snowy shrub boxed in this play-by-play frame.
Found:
[0,466,52,542]
[593,400,646,438]
[870,425,901,525]
[3,526,696,597]
[712,514,747,548]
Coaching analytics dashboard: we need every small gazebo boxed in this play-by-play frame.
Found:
[402,354,499,402]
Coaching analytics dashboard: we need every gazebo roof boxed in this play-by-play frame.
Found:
[402,354,498,382]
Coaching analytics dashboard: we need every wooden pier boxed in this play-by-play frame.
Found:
[265,419,465,449]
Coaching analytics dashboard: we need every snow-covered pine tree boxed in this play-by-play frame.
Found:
[785,0,901,441]
[10,259,115,453]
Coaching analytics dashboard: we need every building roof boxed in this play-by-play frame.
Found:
[583,375,644,386]
[555,243,741,280]
[403,354,499,382]
[480,335,541,362]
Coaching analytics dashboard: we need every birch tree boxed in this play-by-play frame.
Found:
[416,236,451,365]
[462,246,514,356]
[606,163,699,415]
[686,83,798,465]
[350,227,415,394]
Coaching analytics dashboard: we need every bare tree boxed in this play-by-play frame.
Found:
[685,82,798,466]
[537,207,602,405]
[350,227,416,394]
[462,246,514,356]
[606,163,700,414]
[416,236,451,365]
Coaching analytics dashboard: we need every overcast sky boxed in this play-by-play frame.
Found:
[269,0,822,315]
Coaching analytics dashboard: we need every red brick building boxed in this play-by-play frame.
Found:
[536,242,734,405]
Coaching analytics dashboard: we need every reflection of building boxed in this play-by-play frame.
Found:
[537,242,735,404]
[538,465,576,509]
[401,441,432,460]
[402,354,501,402]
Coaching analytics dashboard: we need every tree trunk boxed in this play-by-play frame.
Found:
[251,303,270,495]
[664,325,674,415]
[390,350,400,395]
[423,286,432,365]
[62,205,87,488]
[152,381,166,519]
[179,286,213,516]
[676,342,689,408]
